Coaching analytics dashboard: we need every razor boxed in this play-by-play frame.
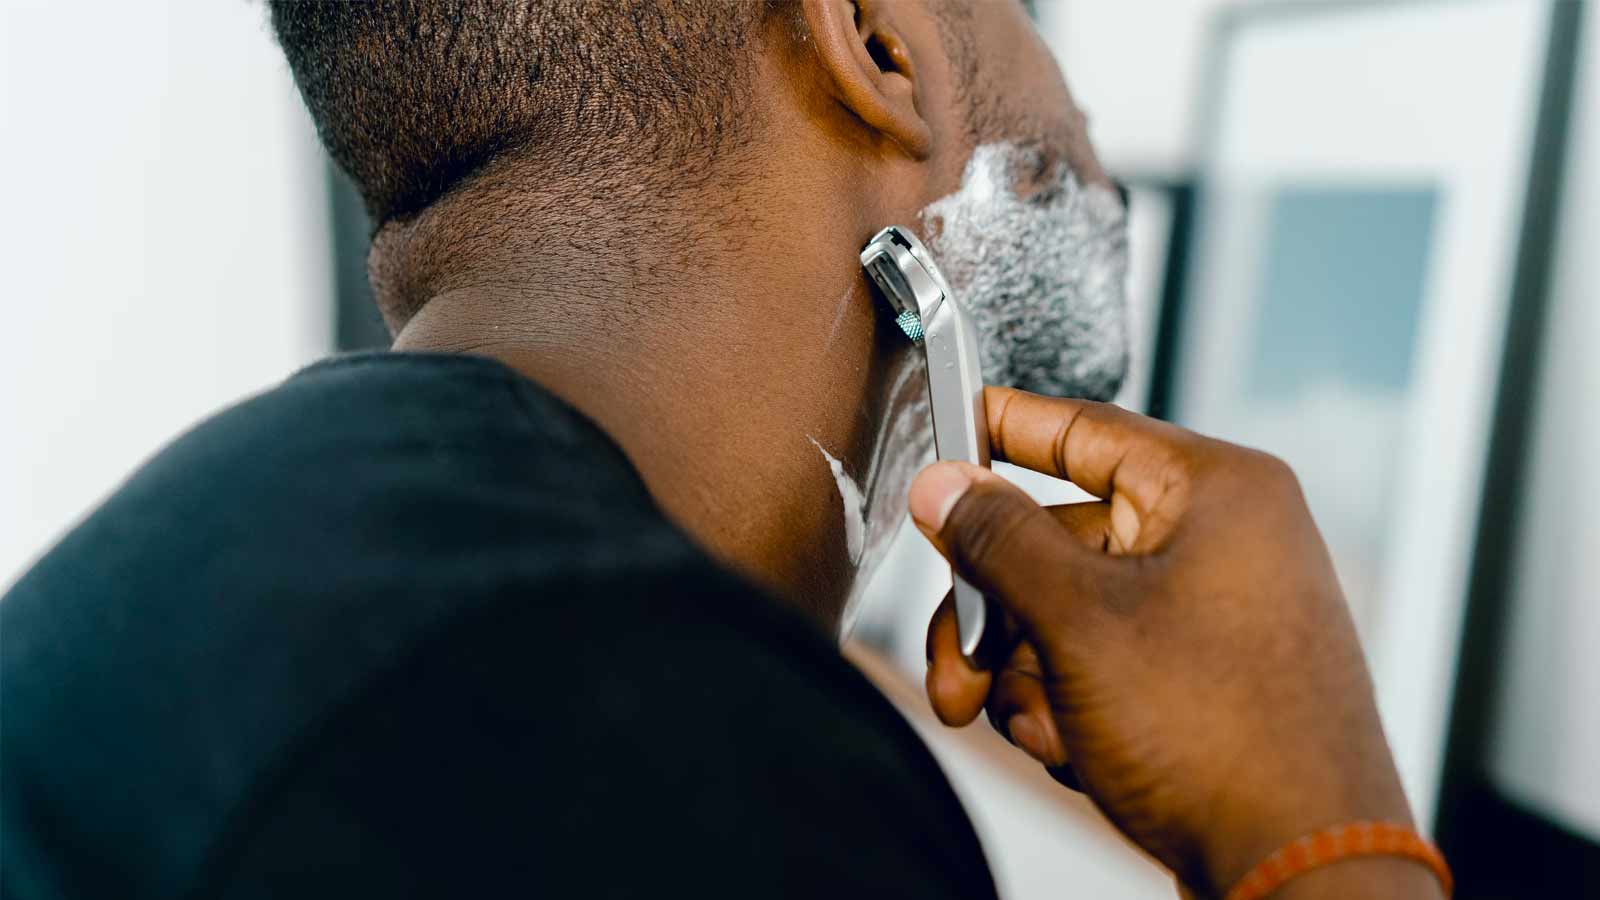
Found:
[860,226,991,658]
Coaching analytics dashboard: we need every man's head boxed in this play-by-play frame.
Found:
[269,0,1111,327]
[269,0,1127,624]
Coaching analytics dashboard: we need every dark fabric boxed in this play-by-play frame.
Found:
[2,353,996,900]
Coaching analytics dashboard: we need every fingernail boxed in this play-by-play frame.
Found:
[909,463,974,532]
[1007,714,1046,760]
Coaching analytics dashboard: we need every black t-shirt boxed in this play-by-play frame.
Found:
[2,353,997,900]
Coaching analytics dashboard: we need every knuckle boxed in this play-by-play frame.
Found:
[1206,441,1300,495]
[1156,428,1214,480]
[1157,449,1201,495]
[1252,450,1302,494]
[1131,449,1198,535]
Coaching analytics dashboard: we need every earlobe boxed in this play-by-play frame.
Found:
[801,0,933,159]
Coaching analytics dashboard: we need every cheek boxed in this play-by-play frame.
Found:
[973,14,1105,189]
[981,4,1074,123]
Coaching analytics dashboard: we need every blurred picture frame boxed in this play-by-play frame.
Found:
[1149,0,1579,831]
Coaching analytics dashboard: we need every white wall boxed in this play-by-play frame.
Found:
[1487,15,1600,841]
[1037,0,1231,174]
[0,0,331,586]
[1036,0,1324,176]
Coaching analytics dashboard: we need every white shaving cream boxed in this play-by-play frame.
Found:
[922,141,1130,398]
[827,141,1132,639]
[808,436,866,565]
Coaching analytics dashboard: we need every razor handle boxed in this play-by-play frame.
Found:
[921,296,992,658]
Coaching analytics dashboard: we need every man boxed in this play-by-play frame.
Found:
[2,2,1440,898]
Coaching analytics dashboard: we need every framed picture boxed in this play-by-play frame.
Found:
[1155,0,1574,827]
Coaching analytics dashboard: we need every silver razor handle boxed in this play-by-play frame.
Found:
[860,226,992,658]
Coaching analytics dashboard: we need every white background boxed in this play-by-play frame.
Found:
[0,1,330,587]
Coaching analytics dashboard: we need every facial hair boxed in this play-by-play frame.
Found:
[921,140,1130,399]
[833,140,1132,640]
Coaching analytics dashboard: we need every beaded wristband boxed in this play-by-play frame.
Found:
[1224,821,1452,900]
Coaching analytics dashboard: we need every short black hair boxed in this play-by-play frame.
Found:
[270,0,784,226]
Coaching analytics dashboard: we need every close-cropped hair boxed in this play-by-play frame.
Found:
[270,0,790,227]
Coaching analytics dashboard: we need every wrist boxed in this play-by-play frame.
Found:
[1200,807,1415,894]
[1194,750,1417,893]
[1263,856,1446,900]
[1197,819,1450,900]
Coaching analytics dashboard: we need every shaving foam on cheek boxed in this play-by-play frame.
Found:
[831,141,1132,640]
[920,142,1131,399]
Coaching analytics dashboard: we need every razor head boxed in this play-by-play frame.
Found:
[860,226,950,337]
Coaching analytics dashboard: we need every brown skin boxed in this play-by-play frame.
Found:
[913,387,1445,899]
[387,0,1096,626]
[379,1,1431,895]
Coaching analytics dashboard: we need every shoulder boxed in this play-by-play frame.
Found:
[0,352,691,894]
[204,553,998,898]
[0,352,995,899]
[7,351,658,601]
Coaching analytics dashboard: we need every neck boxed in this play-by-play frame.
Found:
[386,169,913,628]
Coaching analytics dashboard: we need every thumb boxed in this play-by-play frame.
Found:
[909,462,1114,641]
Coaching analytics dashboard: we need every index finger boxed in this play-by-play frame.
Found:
[984,385,1202,513]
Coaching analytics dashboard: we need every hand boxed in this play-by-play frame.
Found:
[911,387,1424,897]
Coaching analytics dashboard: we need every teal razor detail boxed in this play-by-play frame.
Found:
[895,309,925,344]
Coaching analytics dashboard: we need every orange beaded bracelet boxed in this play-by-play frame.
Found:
[1224,821,1453,900]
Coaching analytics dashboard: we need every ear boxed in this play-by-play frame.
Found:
[801,0,933,159]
